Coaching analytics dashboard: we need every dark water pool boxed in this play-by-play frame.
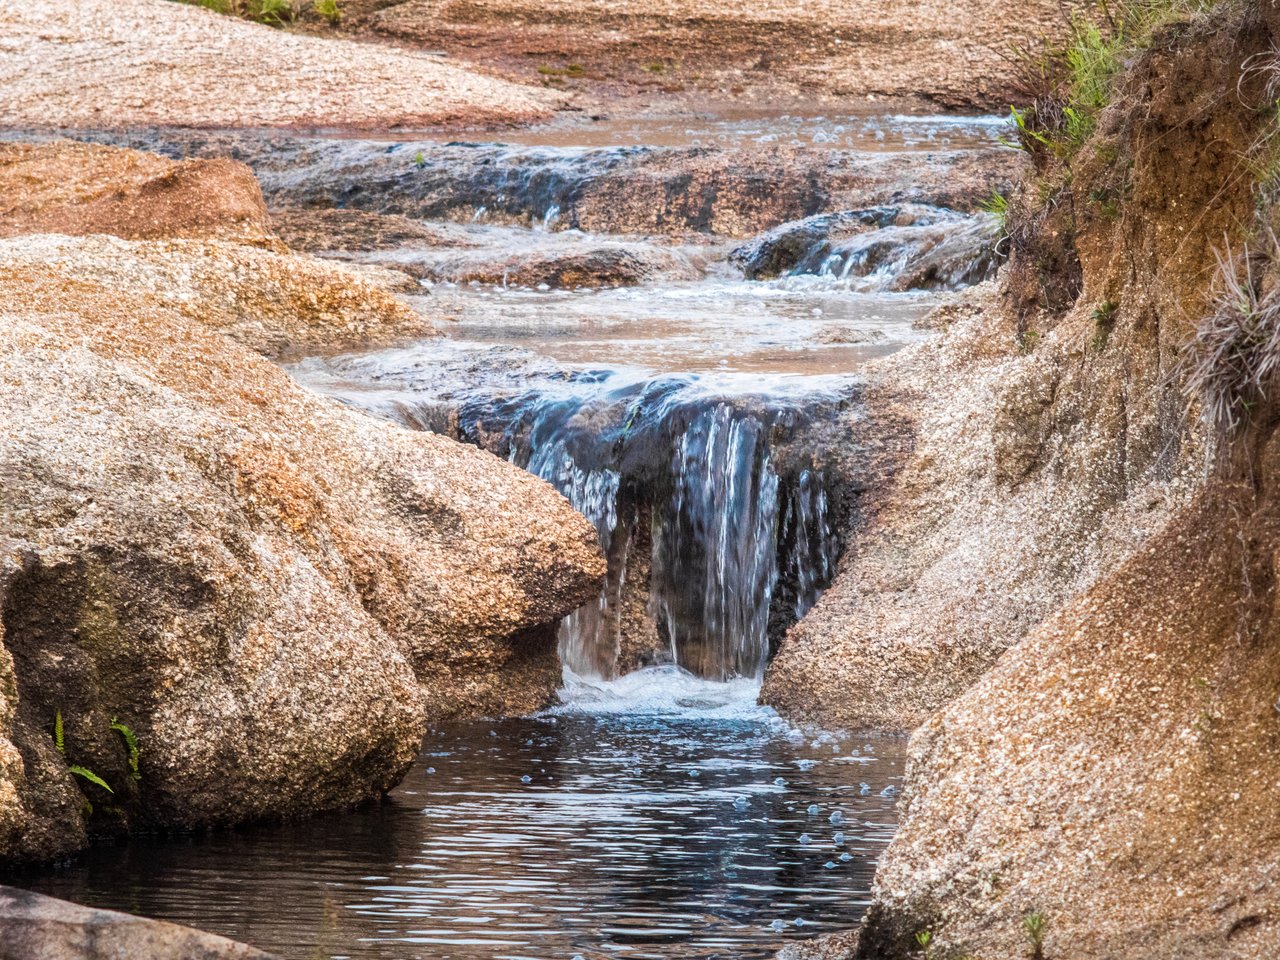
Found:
[15,669,904,960]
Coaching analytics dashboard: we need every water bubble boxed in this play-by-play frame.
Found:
[829,811,844,825]
[881,785,899,798]
[770,920,786,933]
[798,833,812,845]
[807,804,820,815]
[833,832,846,845]
[734,796,749,811]
[521,775,532,784]
[859,782,871,795]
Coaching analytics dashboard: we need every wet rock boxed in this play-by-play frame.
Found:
[0,141,274,246]
[75,132,1025,239]
[0,885,276,960]
[271,208,453,253]
[0,235,605,863]
[731,205,999,290]
[400,242,706,288]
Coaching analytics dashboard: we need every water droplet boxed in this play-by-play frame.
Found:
[829,811,844,825]
[426,767,436,774]
[807,804,820,815]
[688,769,700,777]
[733,796,749,811]
[774,777,787,787]
[880,785,899,798]
[797,759,816,771]
[770,919,786,933]
[840,852,853,862]
[798,833,811,845]
[859,782,871,794]
[824,861,837,869]
[521,775,532,784]
[794,917,807,927]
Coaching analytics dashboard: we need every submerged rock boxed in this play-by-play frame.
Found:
[730,204,999,290]
[0,235,604,863]
[0,885,276,959]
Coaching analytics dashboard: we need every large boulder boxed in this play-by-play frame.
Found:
[856,483,1280,959]
[0,234,605,863]
[0,886,276,960]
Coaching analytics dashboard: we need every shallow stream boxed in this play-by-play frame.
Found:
[10,109,1005,958]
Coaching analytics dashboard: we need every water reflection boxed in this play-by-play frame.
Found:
[16,671,904,960]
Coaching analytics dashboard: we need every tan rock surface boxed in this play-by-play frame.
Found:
[0,234,605,862]
[0,0,561,130]
[368,0,1066,110]
[0,141,275,245]
[0,233,435,358]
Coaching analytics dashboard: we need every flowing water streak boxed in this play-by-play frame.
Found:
[291,348,850,683]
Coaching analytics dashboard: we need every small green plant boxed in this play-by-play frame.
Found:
[1091,299,1119,350]
[1023,911,1047,960]
[564,63,586,77]
[52,710,113,797]
[413,151,426,169]
[980,189,1011,234]
[111,718,141,782]
[254,0,295,25]
[644,62,666,74]
[68,766,113,793]
[313,0,340,23]
[1021,328,1042,353]
[915,930,935,960]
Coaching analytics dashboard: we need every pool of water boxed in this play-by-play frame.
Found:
[18,670,905,959]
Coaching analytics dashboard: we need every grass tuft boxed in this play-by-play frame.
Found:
[1184,236,1280,444]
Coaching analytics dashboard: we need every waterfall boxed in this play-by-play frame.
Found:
[293,352,850,683]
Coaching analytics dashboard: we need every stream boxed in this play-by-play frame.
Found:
[12,109,1006,958]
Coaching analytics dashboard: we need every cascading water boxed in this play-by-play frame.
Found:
[295,347,849,683]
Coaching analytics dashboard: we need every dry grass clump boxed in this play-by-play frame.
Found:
[1183,237,1280,444]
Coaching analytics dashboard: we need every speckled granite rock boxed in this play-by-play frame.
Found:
[0,236,605,863]
[0,0,561,129]
[0,233,434,358]
[0,141,275,246]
